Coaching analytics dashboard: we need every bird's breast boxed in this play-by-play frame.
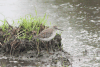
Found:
[39,31,57,41]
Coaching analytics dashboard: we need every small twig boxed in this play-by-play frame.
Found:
[16,30,25,38]
[14,41,21,49]
[6,20,13,29]
[10,38,17,56]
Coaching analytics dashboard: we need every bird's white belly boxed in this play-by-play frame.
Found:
[39,31,56,41]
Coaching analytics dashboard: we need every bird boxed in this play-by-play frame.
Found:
[33,26,63,56]
[33,26,63,41]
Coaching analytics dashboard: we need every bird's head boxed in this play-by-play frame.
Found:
[53,26,63,31]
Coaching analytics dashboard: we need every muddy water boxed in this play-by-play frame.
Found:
[0,0,100,67]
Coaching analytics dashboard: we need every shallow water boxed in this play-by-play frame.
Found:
[0,0,100,67]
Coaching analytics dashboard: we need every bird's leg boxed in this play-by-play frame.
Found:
[42,41,48,53]
[46,42,49,53]
[49,40,53,51]
[42,41,49,53]
[42,41,46,49]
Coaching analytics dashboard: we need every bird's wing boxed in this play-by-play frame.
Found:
[38,28,53,38]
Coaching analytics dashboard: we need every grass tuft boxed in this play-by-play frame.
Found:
[16,14,47,40]
[0,13,48,41]
[0,19,9,32]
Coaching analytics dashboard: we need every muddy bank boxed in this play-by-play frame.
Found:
[0,50,72,67]
[0,21,72,67]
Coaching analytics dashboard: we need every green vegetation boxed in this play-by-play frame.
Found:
[0,13,49,56]
[0,14,48,41]
[0,19,9,32]
[17,14,47,40]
